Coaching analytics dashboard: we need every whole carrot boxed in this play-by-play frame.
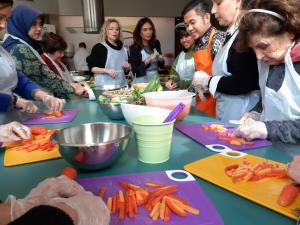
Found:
[277,183,299,207]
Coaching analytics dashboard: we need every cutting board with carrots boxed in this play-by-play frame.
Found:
[2,127,61,166]
[23,109,78,125]
[176,122,272,151]
[77,170,223,225]
[184,152,299,220]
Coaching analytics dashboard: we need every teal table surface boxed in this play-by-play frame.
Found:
[0,99,295,225]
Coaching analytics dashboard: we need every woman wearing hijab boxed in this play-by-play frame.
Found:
[2,5,86,99]
[0,4,64,113]
[129,17,164,83]
[165,22,195,90]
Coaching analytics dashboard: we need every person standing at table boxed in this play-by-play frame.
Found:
[182,0,225,117]
[73,42,89,74]
[190,0,260,121]
[87,18,130,86]
[0,2,64,113]
[232,0,300,155]
[129,17,164,83]
[165,22,195,90]
[2,5,86,99]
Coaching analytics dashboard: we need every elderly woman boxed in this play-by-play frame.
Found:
[233,0,300,155]
[191,0,260,121]
[129,17,164,83]
[87,18,130,86]
[3,5,86,99]
[165,22,195,90]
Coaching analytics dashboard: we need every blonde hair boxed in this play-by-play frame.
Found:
[99,18,123,42]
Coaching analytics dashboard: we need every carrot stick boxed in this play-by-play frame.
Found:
[165,197,186,217]
[98,187,107,198]
[163,205,171,222]
[106,197,112,214]
[145,182,164,188]
[160,197,166,220]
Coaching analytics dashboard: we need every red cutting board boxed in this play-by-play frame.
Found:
[77,170,223,225]
[184,152,299,220]
[176,122,272,151]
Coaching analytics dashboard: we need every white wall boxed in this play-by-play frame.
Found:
[53,16,175,56]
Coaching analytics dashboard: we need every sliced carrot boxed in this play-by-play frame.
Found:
[107,197,113,214]
[163,205,171,222]
[98,187,107,198]
[61,167,77,180]
[145,182,164,187]
[53,111,63,117]
[30,126,48,135]
[160,197,166,220]
[165,197,186,217]
[166,196,200,215]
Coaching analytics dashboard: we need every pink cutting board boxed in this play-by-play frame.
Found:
[23,109,78,125]
[77,170,223,225]
[176,122,272,151]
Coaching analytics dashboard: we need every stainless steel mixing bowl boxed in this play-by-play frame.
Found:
[51,122,132,170]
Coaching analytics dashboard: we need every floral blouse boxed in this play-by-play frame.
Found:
[8,43,75,99]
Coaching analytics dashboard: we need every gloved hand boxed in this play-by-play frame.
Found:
[6,175,85,221]
[42,95,65,113]
[233,118,268,141]
[192,71,211,91]
[240,111,261,123]
[0,121,31,142]
[49,191,110,225]
[287,156,300,184]
[15,97,38,113]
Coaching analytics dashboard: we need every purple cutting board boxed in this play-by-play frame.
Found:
[77,170,223,225]
[176,122,272,151]
[23,109,78,125]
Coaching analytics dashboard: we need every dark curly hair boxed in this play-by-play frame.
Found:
[132,17,157,51]
[237,0,300,51]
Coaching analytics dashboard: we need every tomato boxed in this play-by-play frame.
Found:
[61,167,77,180]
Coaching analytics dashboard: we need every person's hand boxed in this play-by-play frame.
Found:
[6,175,85,221]
[71,83,88,97]
[287,156,300,184]
[15,97,38,114]
[144,54,157,65]
[192,71,210,91]
[105,68,117,78]
[240,111,261,123]
[41,95,65,113]
[165,80,177,90]
[233,118,268,141]
[197,87,207,101]
[0,121,31,142]
[49,191,110,225]
[122,61,130,71]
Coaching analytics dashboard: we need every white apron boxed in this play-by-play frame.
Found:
[258,43,300,156]
[43,53,74,82]
[95,42,127,86]
[0,45,18,95]
[212,30,260,122]
[140,48,159,83]
[175,51,195,81]
[259,44,300,121]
